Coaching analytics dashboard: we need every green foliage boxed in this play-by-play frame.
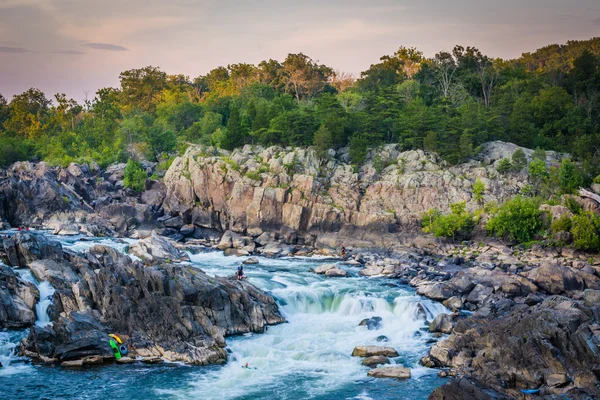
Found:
[551,213,572,233]
[372,154,386,173]
[313,125,333,159]
[563,196,583,215]
[422,201,476,240]
[487,196,544,243]
[511,149,527,171]
[594,175,600,184]
[1,38,600,176]
[571,212,600,252]
[123,159,147,192]
[472,178,485,204]
[349,134,370,166]
[245,170,261,181]
[558,159,584,194]
[497,158,512,174]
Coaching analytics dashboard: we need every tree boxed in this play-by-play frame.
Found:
[559,159,584,194]
[4,88,51,138]
[487,196,544,243]
[472,179,485,205]
[511,148,527,171]
[432,51,458,98]
[282,53,332,102]
[221,104,244,150]
[313,125,333,159]
[349,134,370,165]
[119,66,167,113]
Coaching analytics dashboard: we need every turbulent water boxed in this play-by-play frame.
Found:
[0,233,447,400]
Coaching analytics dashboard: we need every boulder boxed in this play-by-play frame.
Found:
[223,248,249,257]
[2,232,63,267]
[243,257,259,265]
[128,235,190,262]
[0,264,39,328]
[314,264,337,274]
[429,313,453,334]
[351,346,399,358]
[583,289,600,308]
[367,366,411,380]
[325,268,347,278]
[358,316,383,330]
[466,284,493,304]
[527,263,584,294]
[362,355,390,368]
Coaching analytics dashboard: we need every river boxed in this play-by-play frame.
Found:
[0,233,447,399]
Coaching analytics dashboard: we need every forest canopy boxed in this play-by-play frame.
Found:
[1,37,600,178]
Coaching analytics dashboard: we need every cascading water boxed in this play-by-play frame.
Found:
[0,236,448,400]
[35,281,55,327]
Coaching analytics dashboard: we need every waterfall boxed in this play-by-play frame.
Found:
[35,281,55,327]
[13,269,55,327]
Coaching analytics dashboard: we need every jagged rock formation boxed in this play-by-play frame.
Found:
[162,142,565,249]
[0,263,39,328]
[0,161,164,237]
[1,232,284,365]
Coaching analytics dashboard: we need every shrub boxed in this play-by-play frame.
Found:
[487,196,544,243]
[558,159,584,194]
[497,158,512,174]
[594,175,600,184]
[372,154,386,173]
[563,197,583,215]
[422,201,476,240]
[511,149,527,171]
[551,214,572,233]
[571,212,600,252]
[349,134,370,166]
[472,178,485,204]
[123,159,147,193]
[245,171,261,181]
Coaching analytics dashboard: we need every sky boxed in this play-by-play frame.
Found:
[0,0,599,102]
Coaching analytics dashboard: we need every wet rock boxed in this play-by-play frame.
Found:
[352,346,399,357]
[314,264,336,274]
[180,224,195,236]
[428,379,505,400]
[243,257,259,265]
[116,357,136,364]
[0,263,39,328]
[420,355,435,368]
[20,245,285,366]
[362,355,390,368]
[61,359,84,367]
[325,268,347,278]
[3,232,63,267]
[367,366,411,380]
[141,357,163,364]
[358,316,382,330]
[429,314,453,334]
[223,248,250,257]
[376,335,389,342]
[443,297,463,311]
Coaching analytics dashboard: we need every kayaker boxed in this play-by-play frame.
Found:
[237,264,245,280]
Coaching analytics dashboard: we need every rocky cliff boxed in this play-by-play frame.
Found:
[162,142,565,249]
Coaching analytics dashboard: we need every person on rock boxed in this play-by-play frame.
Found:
[237,264,245,280]
[341,244,346,259]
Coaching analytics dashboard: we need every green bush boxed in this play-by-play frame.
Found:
[563,197,583,215]
[349,134,370,166]
[245,170,261,181]
[487,196,544,243]
[511,149,527,171]
[472,178,485,204]
[558,159,584,194]
[551,214,572,233]
[422,201,476,240]
[497,158,512,174]
[571,212,600,252]
[123,159,148,193]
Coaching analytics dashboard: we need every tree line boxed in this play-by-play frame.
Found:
[1,37,599,180]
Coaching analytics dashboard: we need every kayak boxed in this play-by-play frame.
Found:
[521,388,541,394]
[109,339,122,360]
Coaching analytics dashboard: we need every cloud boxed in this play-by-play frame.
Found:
[0,46,32,53]
[53,49,85,55]
[593,17,600,25]
[81,42,128,51]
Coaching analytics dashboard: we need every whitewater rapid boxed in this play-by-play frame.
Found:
[0,233,448,399]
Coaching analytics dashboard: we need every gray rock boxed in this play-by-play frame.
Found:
[362,355,390,368]
[359,316,382,330]
[429,313,453,334]
[583,289,600,307]
[351,346,399,357]
[129,235,190,262]
[367,366,411,380]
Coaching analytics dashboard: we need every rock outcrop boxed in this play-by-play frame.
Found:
[5,232,284,365]
[162,142,551,249]
[0,263,39,328]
